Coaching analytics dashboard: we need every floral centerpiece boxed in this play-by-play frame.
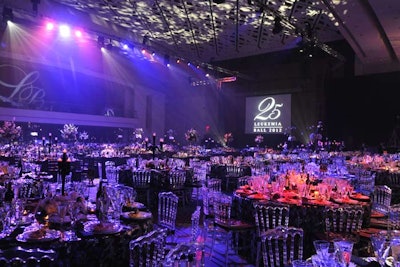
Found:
[60,124,78,141]
[255,135,264,146]
[79,131,89,141]
[223,132,234,146]
[166,129,175,143]
[134,128,144,140]
[100,145,116,157]
[185,128,198,143]
[0,120,22,142]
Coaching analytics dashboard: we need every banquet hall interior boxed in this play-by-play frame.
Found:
[1,0,400,266]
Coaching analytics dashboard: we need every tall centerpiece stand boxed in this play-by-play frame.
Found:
[145,133,164,160]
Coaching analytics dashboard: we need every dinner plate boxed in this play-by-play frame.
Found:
[333,198,359,205]
[124,202,146,210]
[349,193,369,201]
[48,215,72,225]
[82,221,123,235]
[121,211,152,221]
[307,199,332,206]
[235,189,254,196]
[370,211,386,218]
[16,229,61,243]
[247,193,267,200]
[276,198,301,205]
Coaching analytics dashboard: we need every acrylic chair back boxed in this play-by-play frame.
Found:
[158,191,179,233]
[129,228,168,267]
[191,206,202,242]
[213,194,232,225]
[372,185,392,214]
[324,205,364,238]
[206,178,221,192]
[261,226,304,267]
[132,170,152,188]
[388,204,400,231]
[254,203,290,267]
[254,203,290,236]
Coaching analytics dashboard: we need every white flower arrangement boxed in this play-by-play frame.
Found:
[223,132,234,145]
[134,128,144,139]
[255,135,264,144]
[0,120,22,141]
[100,145,116,157]
[79,131,89,141]
[185,128,198,142]
[60,124,78,141]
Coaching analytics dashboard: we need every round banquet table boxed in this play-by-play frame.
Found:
[232,192,371,260]
[0,214,153,267]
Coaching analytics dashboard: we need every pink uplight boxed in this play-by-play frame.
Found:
[46,22,55,31]
[74,30,83,38]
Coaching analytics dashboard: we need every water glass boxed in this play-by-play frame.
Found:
[333,239,354,266]
[57,202,69,225]
[371,232,391,267]
[314,240,331,258]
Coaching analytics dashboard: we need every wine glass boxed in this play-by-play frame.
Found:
[68,200,80,227]
[0,206,11,238]
[333,239,354,267]
[371,232,391,267]
[57,202,68,226]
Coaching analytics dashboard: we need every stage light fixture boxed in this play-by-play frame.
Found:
[74,30,82,38]
[272,17,283,34]
[2,7,14,23]
[45,22,54,31]
[59,24,71,38]
[97,36,105,47]
[164,54,170,66]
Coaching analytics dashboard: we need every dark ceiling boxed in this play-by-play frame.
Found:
[2,0,400,75]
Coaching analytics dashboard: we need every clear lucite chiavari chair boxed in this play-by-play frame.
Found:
[131,170,152,206]
[206,178,221,192]
[253,203,290,267]
[323,205,364,242]
[129,228,168,267]
[210,193,254,266]
[168,170,187,206]
[157,191,179,244]
[371,185,392,215]
[191,205,202,242]
[261,226,304,267]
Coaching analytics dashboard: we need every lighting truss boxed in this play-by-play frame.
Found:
[253,0,346,62]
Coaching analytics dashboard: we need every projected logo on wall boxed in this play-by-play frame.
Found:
[0,64,45,108]
[245,94,291,134]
